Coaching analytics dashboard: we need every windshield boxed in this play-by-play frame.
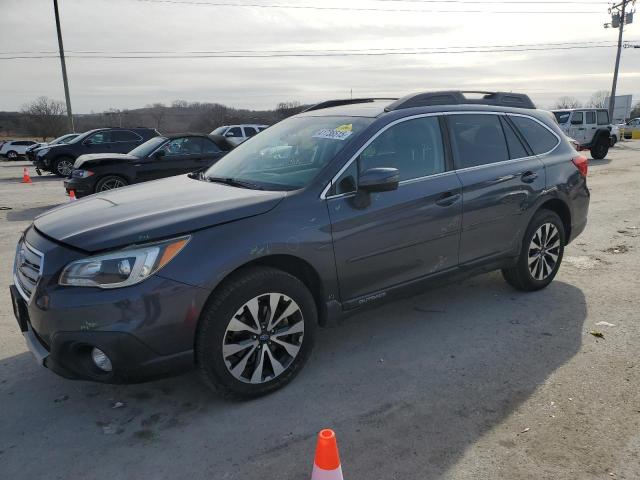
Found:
[203,116,373,190]
[67,130,98,144]
[128,136,168,158]
[50,134,78,145]
[211,126,228,135]
[553,111,571,124]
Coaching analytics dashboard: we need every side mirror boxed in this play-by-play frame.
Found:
[570,119,582,125]
[351,167,399,209]
[225,132,235,137]
[358,167,400,192]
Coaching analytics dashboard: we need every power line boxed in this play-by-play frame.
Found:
[128,0,603,14]
[0,44,625,60]
[0,40,629,55]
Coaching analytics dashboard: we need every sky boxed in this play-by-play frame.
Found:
[0,0,639,113]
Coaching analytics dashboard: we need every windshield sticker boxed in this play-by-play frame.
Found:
[312,124,353,141]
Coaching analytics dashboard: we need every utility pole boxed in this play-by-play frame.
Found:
[53,0,74,132]
[606,0,636,121]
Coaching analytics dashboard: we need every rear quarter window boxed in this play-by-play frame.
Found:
[510,116,559,155]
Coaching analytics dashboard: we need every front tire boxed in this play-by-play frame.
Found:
[7,151,18,160]
[610,135,617,147]
[52,156,74,177]
[95,175,128,193]
[590,136,609,160]
[502,209,565,292]
[196,267,317,398]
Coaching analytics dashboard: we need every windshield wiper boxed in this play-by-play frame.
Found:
[205,176,264,190]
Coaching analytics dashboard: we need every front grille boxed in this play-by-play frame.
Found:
[14,240,44,302]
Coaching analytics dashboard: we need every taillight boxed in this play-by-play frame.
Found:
[572,155,588,177]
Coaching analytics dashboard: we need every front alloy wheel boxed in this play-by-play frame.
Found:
[196,267,317,398]
[54,158,73,177]
[223,293,304,384]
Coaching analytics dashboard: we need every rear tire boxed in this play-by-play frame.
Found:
[95,175,128,193]
[590,136,609,160]
[7,151,18,160]
[52,156,74,177]
[196,267,317,398]
[502,209,565,292]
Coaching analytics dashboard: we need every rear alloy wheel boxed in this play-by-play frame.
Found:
[590,137,609,160]
[7,151,18,160]
[53,157,74,177]
[95,175,128,192]
[196,267,317,398]
[502,209,565,291]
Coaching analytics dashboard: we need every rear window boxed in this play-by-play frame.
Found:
[597,110,609,125]
[553,111,571,124]
[510,116,559,155]
[448,114,509,168]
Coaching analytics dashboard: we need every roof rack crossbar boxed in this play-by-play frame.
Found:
[384,90,536,111]
[303,98,398,112]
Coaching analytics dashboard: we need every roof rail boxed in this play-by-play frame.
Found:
[303,98,398,112]
[384,90,536,112]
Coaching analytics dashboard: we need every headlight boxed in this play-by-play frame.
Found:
[59,236,189,288]
[37,148,50,157]
[72,169,94,178]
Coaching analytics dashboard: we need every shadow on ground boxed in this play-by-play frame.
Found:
[5,204,62,221]
[0,273,586,479]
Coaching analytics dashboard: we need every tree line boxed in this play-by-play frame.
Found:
[3,97,307,140]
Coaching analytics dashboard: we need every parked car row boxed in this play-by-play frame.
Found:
[11,90,590,397]
[64,133,234,197]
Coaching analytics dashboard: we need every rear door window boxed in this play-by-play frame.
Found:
[597,110,609,125]
[448,114,509,168]
[585,111,596,125]
[202,138,222,154]
[510,116,560,155]
[500,117,529,159]
[113,130,142,142]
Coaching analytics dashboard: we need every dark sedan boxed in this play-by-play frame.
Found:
[64,133,233,197]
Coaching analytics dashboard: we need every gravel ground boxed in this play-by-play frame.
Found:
[1,144,639,480]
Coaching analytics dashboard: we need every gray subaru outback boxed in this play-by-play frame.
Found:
[11,91,589,398]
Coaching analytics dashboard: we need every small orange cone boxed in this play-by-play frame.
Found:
[311,429,343,480]
[22,167,32,184]
[69,190,76,202]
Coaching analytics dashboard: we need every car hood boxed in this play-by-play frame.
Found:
[34,175,286,252]
[74,153,137,169]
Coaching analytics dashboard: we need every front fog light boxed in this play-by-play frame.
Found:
[91,347,113,372]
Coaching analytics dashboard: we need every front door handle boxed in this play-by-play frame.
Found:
[521,171,538,183]
[435,191,461,207]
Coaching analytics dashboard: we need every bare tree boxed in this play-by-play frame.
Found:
[553,96,582,109]
[147,103,167,131]
[586,90,610,109]
[171,99,188,109]
[21,96,67,140]
[276,100,303,120]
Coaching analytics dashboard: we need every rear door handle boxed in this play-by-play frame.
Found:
[435,191,461,207]
[521,171,538,183]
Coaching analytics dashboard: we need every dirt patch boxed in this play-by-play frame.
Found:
[604,245,631,254]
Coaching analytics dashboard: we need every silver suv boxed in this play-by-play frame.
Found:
[552,108,611,159]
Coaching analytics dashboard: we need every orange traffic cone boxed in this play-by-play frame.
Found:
[22,167,32,184]
[69,190,76,202]
[311,429,343,480]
